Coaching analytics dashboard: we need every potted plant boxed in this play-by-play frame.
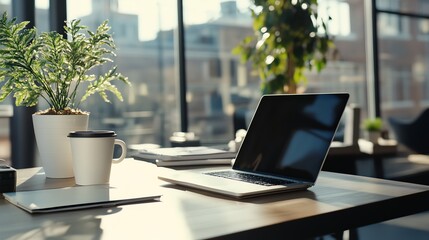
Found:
[232,0,333,94]
[0,12,130,178]
[362,117,383,143]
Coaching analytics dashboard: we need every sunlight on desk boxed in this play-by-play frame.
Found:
[1,159,428,239]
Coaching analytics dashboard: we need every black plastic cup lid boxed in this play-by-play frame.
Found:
[68,130,117,138]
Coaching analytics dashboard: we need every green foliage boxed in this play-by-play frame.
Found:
[363,118,383,132]
[232,0,333,93]
[0,12,130,113]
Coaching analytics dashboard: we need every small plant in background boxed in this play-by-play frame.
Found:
[0,12,130,115]
[363,117,383,132]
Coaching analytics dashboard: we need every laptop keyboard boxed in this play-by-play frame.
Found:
[205,171,294,186]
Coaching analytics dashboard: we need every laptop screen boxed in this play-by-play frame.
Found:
[233,93,349,183]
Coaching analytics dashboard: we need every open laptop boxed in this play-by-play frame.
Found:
[158,93,349,198]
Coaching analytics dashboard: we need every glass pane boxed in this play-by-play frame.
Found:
[0,0,11,15]
[310,0,367,111]
[0,0,11,163]
[375,0,429,139]
[183,0,367,145]
[63,0,367,147]
[66,0,179,146]
[379,14,429,122]
[376,0,409,38]
[35,0,49,32]
[183,0,258,145]
[377,0,428,16]
[0,0,11,18]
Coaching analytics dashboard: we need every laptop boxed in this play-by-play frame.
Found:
[158,93,349,198]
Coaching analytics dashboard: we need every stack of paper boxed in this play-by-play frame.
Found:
[132,146,236,167]
[358,139,397,155]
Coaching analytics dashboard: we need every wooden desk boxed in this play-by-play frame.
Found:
[325,140,399,178]
[1,159,429,239]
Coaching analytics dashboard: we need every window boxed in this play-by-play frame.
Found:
[377,0,410,38]
[67,0,179,146]
[377,1,429,119]
[35,0,49,32]
[319,0,352,37]
[417,1,429,39]
[0,0,11,164]
[6,0,429,167]
[65,0,365,146]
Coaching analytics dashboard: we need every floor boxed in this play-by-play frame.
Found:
[356,211,429,239]
[2,138,428,239]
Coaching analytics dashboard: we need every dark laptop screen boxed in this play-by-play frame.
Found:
[233,93,349,183]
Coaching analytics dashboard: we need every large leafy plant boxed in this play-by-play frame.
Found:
[233,0,333,94]
[0,12,130,114]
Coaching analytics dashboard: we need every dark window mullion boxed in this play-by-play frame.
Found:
[177,0,188,132]
[49,0,67,35]
[10,0,37,168]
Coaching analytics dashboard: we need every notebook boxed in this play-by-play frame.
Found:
[158,93,349,198]
[3,185,162,213]
[131,146,236,166]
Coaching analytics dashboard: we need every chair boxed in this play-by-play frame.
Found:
[388,108,429,155]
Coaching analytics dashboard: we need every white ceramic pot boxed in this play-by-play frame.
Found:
[366,131,380,144]
[33,114,89,178]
